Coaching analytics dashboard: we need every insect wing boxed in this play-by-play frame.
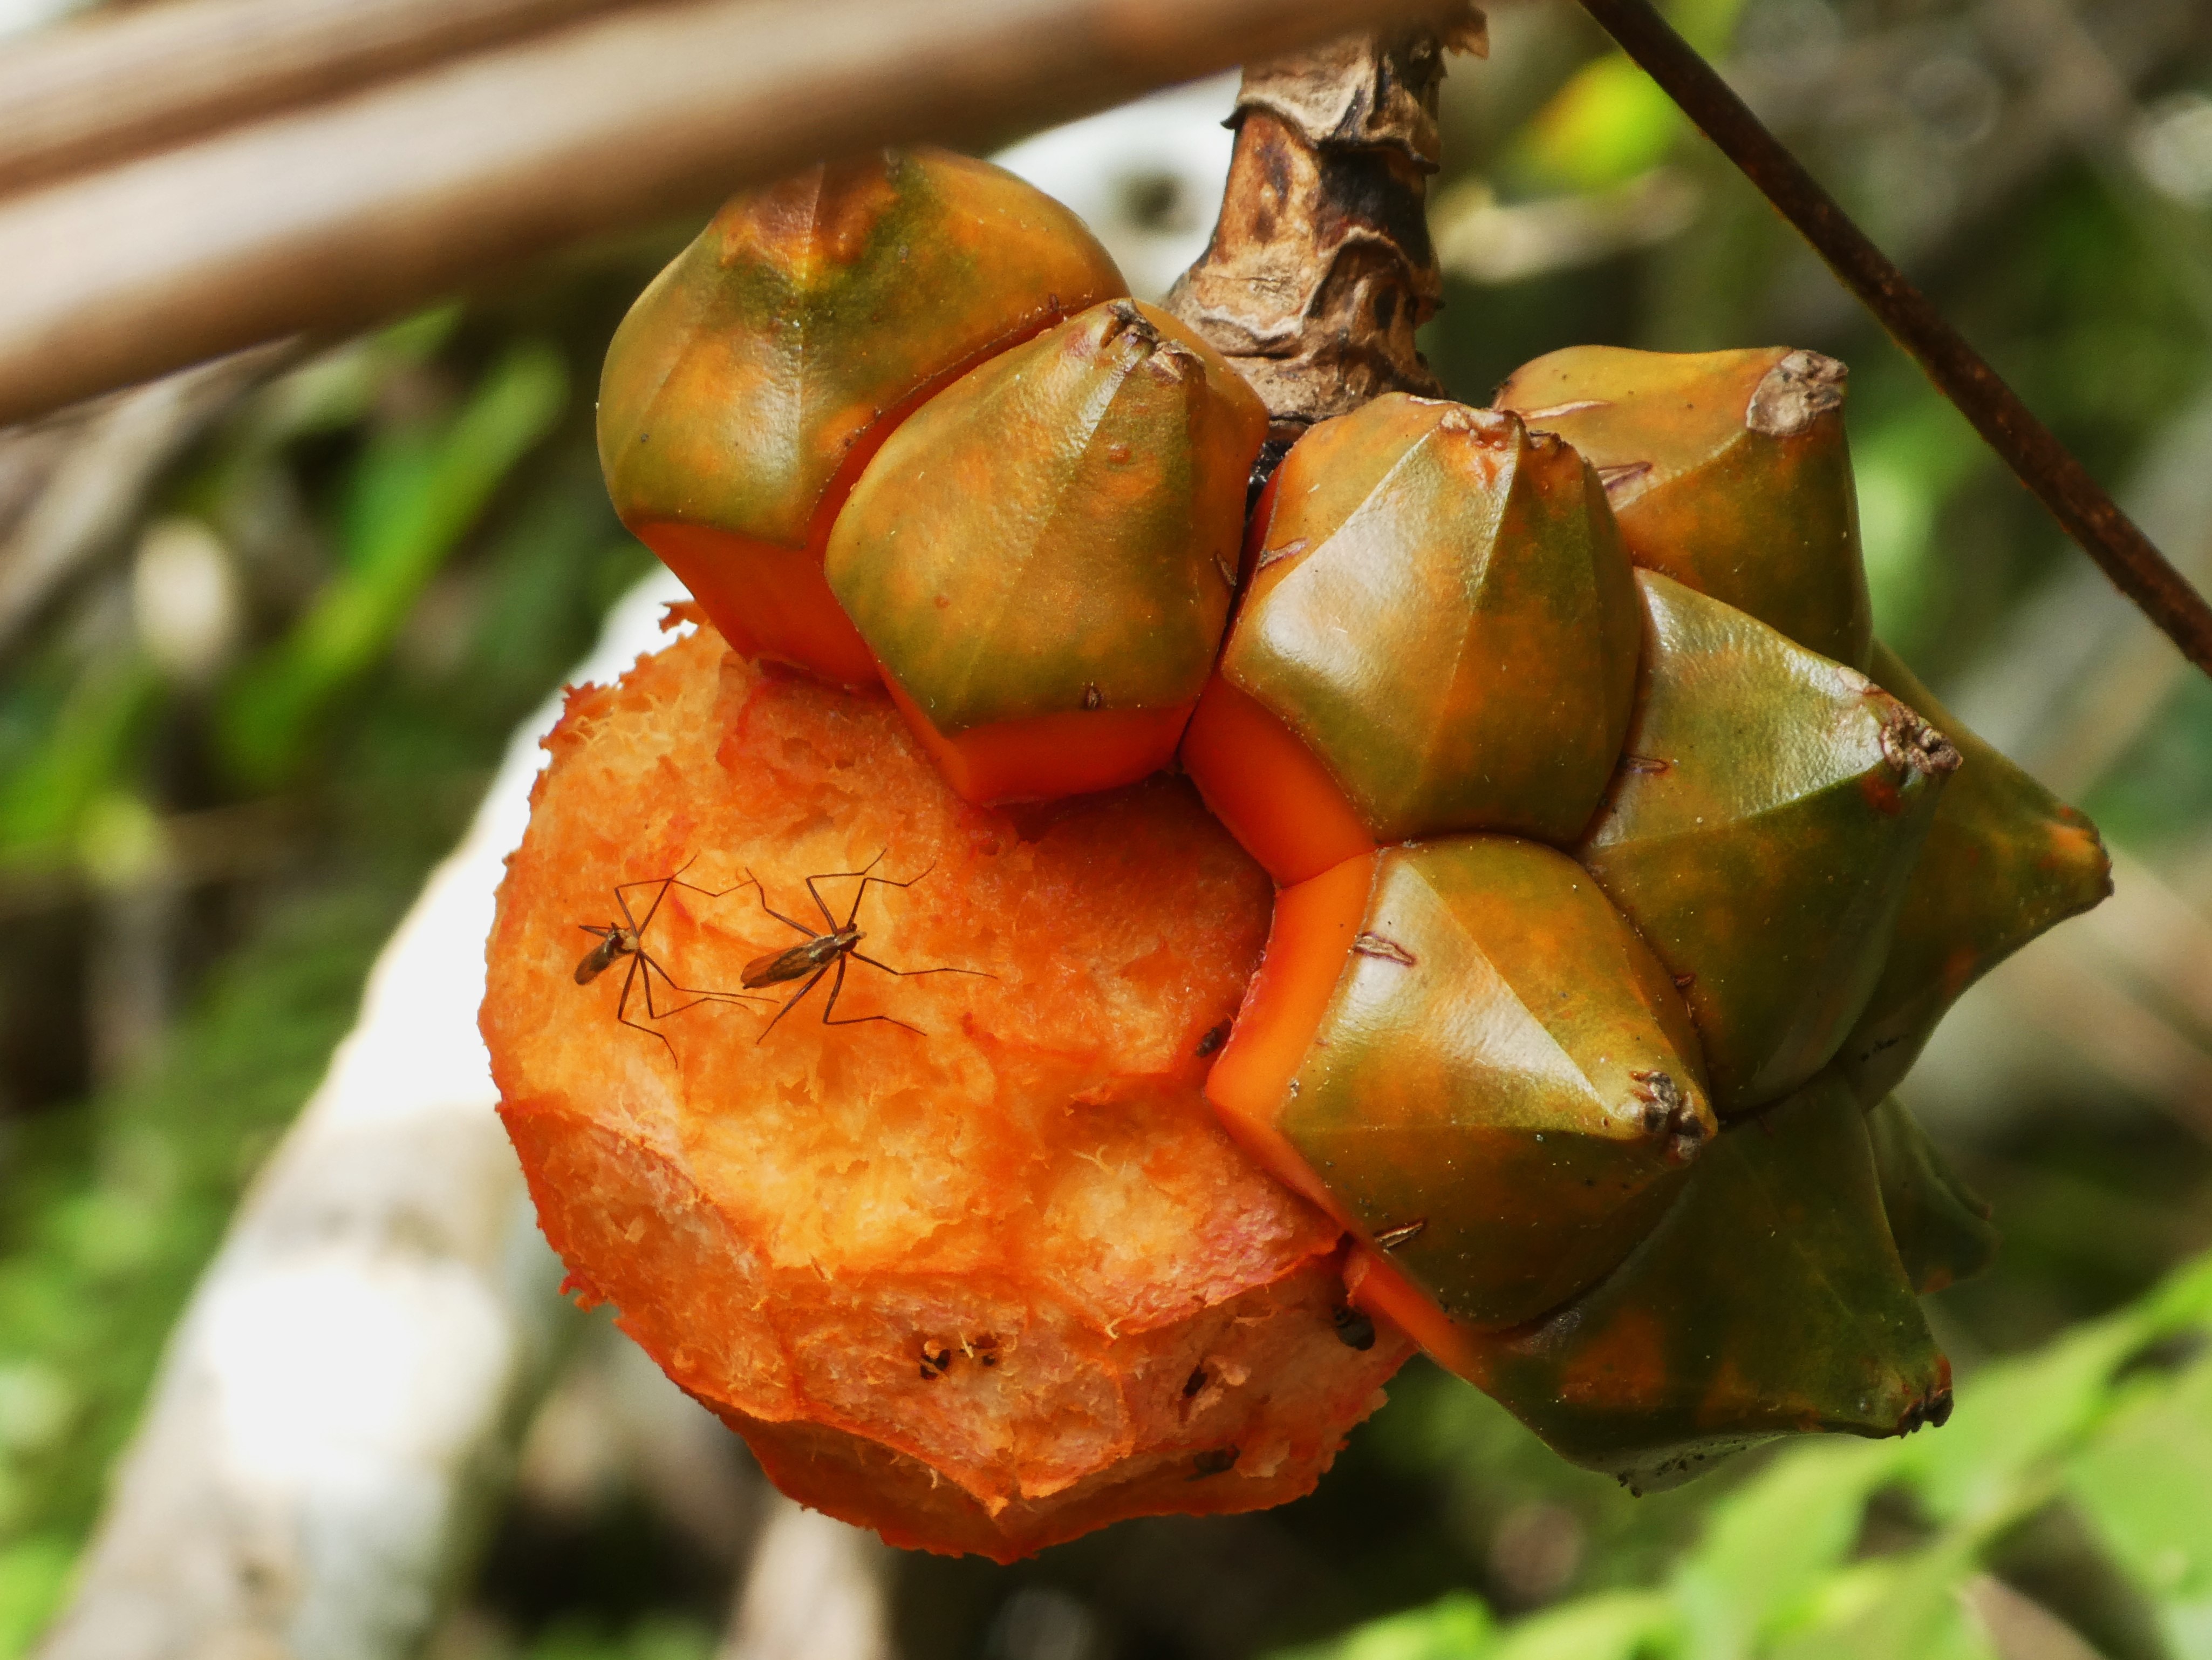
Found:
[744,940,827,989]
[575,931,622,985]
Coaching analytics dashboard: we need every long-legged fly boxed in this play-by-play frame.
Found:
[575,863,770,1056]
[738,854,989,1039]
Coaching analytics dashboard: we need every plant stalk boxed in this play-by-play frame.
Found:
[1168,13,1486,459]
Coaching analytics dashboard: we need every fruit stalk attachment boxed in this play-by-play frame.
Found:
[1168,12,1487,457]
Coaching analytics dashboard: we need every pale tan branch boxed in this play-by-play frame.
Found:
[0,0,663,198]
[0,0,1468,430]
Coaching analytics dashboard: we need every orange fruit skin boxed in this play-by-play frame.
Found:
[881,672,1198,808]
[1200,852,1493,1383]
[1204,854,1376,1210]
[482,624,1412,1560]
[1180,676,1375,887]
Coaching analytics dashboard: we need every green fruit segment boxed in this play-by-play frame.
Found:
[1217,396,1641,847]
[1472,1071,1950,1492]
[1866,1094,1998,1294]
[600,147,1123,552]
[597,148,1125,682]
[826,300,1265,732]
[1837,643,2112,1101]
[1493,344,1873,670]
[1279,836,1716,1331]
[1578,574,1959,1115]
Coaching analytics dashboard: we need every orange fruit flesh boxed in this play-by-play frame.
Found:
[483,623,1414,1560]
[882,673,1196,807]
[1182,676,1376,886]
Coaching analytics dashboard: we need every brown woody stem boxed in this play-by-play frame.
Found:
[0,0,1477,430]
[1169,16,1485,458]
[1578,0,2212,681]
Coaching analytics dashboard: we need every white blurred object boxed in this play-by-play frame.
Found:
[132,516,242,684]
[0,0,87,44]
[38,567,689,1660]
[986,1586,1107,1660]
[515,1314,756,1563]
[994,74,1237,302]
[1431,171,1701,287]
[719,1494,894,1660]
[2133,92,2212,206]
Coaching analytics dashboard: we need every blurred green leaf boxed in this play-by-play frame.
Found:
[1318,1248,2212,1660]
[1852,399,1987,648]
[1519,58,1684,196]
[0,875,436,1643]
[2068,1356,2212,1647]
[528,1613,717,1660]
[0,655,160,857]
[218,340,568,788]
[1281,1591,1497,1660]
[0,1536,73,1660]
[1512,0,1747,193]
[228,304,465,453]
[1768,1540,1996,1660]
[1671,1439,1902,1659]
[1491,1590,1671,1660]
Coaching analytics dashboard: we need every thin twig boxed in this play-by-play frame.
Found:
[0,0,1465,431]
[1579,0,2212,682]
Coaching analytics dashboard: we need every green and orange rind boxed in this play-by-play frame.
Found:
[827,299,1265,805]
[1206,837,1716,1333]
[600,147,1125,685]
[1866,1093,1999,1295]
[1836,642,2112,1102]
[1184,396,1640,886]
[1460,1072,1951,1492]
[1494,344,1873,670]
[1577,574,1959,1115]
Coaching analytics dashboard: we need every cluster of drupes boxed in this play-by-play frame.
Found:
[600,147,2109,1487]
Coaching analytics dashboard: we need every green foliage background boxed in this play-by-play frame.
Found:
[3,0,2212,1654]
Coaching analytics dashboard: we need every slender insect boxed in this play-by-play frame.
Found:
[575,863,770,1057]
[738,853,988,1039]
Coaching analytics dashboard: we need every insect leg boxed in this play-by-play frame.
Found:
[805,851,891,930]
[613,951,679,1063]
[839,857,941,930]
[740,869,820,938]
[849,953,991,981]
[822,955,925,1035]
[757,964,831,1043]
[636,948,772,1015]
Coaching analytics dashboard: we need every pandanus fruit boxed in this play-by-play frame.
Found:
[483,39,2110,1558]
